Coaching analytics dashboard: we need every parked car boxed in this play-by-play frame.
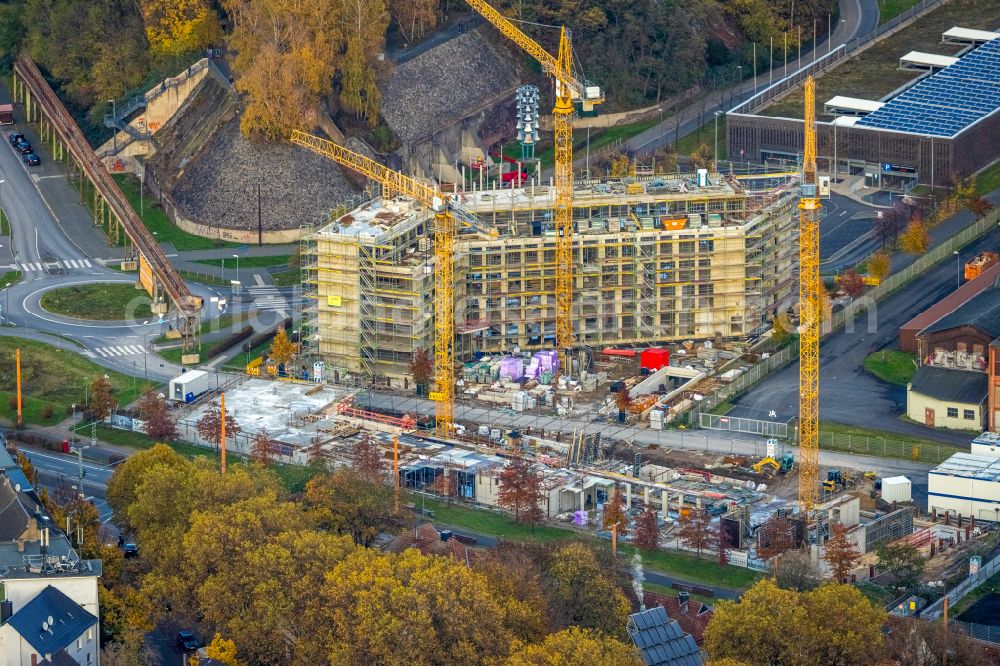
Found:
[22,152,39,166]
[123,542,138,558]
[15,140,32,155]
[8,132,24,146]
[177,630,199,652]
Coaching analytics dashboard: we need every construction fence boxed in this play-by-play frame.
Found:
[688,342,798,424]
[733,0,946,117]
[816,431,962,465]
[922,549,1000,621]
[831,207,1000,332]
[699,413,789,438]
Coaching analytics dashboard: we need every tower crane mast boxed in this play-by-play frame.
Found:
[290,130,496,437]
[798,76,822,515]
[463,0,603,353]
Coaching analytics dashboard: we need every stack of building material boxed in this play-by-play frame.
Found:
[526,350,560,380]
[499,356,525,381]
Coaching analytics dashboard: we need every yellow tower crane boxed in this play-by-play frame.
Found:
[290,130,496,437]
[798,76,822,514]
[464,0,603,354]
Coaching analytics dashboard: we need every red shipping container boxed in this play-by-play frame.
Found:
[640,348,670,371]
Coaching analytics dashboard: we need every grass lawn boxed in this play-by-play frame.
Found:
[643,581,716,605]
[878,0,922,23]
[819,421,964,464]
[154,314,236,344]
[536,117,661,171]
[0,337,157,425]
[194,255,291,269]
[619,544,763,589]
[40,283,153,321]
[270,269,301,287]
[708,400,734,416]
[113,174,238,251]
[155,347,186,365]
[179,270,231,287]
[863,350,917,385]
[414,497,761,589]
[952,570,1000,616]
[0,269,22,289]
[676,115,726,159]
[89,424,316,492]
[416,497,579,543]
[0,207,9,236]
[759,0,1000,119]
[974,160,1000,197]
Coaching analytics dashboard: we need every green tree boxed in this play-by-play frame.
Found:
[823,522,861,582]
[497,458,544,527]
[677,508,716,558]
[868,252,891,282]
[223,0,344,140]
[506,627,642,665]
[311,548,514,665]
[876,541,926,590]
[690,143,713,169]
[136,389,178,441]
[268,328,295,367]
[633,507,660,551]
[138,0,222,55]
[705,579,886,665]
[409,348,433,396]
[545,542,631,637]
[900,220,930,255]
[89,375,116,420]
[106,443,191,527]
[303,468,396,546]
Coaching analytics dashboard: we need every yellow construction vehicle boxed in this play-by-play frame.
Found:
[464,0,604,355]
[752,457,781,474]
[289,131,497,437]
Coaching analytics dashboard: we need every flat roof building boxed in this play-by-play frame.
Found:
[928,451,1000,521]
[728,31,1000,189]
[301,173,800,386]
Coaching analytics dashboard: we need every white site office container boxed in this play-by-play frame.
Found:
[881,476,912,503]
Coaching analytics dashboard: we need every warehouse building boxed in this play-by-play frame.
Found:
[300,173,799,386]
[928,435,1000,521]
[727,30,1000,189]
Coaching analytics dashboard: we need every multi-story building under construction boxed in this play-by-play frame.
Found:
[300,173,800,387]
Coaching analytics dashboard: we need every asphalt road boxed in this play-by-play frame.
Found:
[624,0,881,158]
[21,448,115,523]
[729,222,1000,445]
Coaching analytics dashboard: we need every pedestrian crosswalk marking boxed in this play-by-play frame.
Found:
[4,259,93,272]
[92,345,146,358]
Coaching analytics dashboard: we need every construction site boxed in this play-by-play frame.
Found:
[135,0,998,599]
[299,171,800,389]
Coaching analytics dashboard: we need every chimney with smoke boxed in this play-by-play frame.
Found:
[631,552,645,611]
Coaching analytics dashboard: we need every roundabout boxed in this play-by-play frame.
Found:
[38,282,155,321]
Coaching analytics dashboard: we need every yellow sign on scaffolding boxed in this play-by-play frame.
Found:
[428,391,444,402]
[327,295,342,307]
[138,253,155,298]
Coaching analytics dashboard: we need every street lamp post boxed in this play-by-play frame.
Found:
[108,99,117,154]
[713,111,722,170]
[954,251,961,290]
[232,254,240,285]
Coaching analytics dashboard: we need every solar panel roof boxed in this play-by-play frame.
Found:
[856,37,1000,138]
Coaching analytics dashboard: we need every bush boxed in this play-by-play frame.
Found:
[7,396,16,411]
[41,404,54,419]
[204,325,254,360]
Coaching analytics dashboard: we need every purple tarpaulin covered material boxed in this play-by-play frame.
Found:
[526,350,560,379]
[499,356,524,381]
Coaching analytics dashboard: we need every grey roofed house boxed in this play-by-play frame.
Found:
[919,287,1000,339]
[908,365,988,404]
[38,649,80,666]
[627,605,704,666]
[6,585,97,656]
[0,472,44,542]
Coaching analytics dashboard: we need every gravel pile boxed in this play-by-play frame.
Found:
[381,27,520,145]
[171,116,358,230]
